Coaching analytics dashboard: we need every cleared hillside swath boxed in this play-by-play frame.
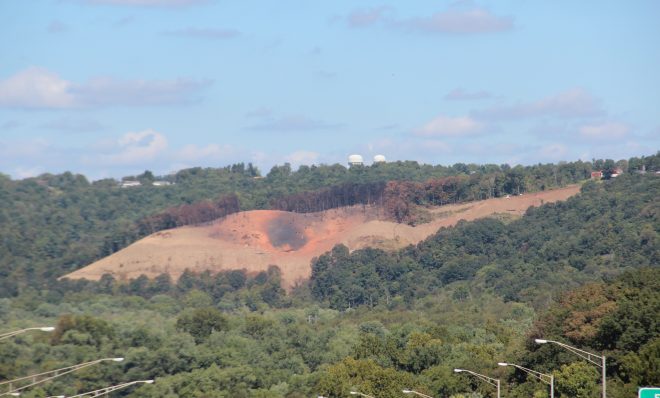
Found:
[62,185,580,288]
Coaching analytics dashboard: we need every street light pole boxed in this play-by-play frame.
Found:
[0,357,124,397]
[498,362,554,398]
[454,368,500,398]
[402,389,434,398]
[0,327,55,341]
[67,379,154,397]
[535,338,606,398]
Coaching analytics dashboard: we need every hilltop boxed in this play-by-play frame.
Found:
[63,185,580,288]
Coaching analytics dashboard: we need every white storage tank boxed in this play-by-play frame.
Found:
[348,154,364,166]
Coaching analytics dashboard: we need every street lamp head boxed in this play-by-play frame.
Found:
[535,339,548,344]
[350,392,358,395]
[112,357,125,362]
[144,380,154,384]
[497,362,509,367]
[39,327,56,332]
[402,390,413,394]
[453,369,463,373]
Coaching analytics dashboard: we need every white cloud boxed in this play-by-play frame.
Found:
[579,122,631,139]
[0,67,211,109]
[97,129,168,165]
[285,150,320,167]
[415,115,484,136]
[401,7,513,34]
[475,88,604,120]
[0,67,75,109]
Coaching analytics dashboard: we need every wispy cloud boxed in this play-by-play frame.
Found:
[474,88,604,120]
[0,67,212,109]
[345,5,513,35]
[399,7,513,34]
[0,67,76,109]
[579,121,631,139]
[345,2,514,35]
[347,6,390,28]
[444,88,493,100]
[163,27,240,39]
[415,115,484,136]
[72,76,211,107]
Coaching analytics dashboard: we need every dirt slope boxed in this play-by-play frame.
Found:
[63,185,581,288]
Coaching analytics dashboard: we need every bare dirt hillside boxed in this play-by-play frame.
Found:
[63,185,581,288]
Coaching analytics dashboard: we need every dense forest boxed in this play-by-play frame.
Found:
[1,153,658,397]
[310,172,659,310]
[1,266,657,397]
[1,153,657,295]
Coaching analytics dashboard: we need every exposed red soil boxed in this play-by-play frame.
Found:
[63,185,581,289]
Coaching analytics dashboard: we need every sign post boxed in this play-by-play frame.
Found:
[639,387,660,398]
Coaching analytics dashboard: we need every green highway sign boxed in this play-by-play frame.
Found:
[639,387,660,398]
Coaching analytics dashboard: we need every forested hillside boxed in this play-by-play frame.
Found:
[1,266,657,397]
[310,172,659,309]
[1,156,628,296]
[0,153,658,397]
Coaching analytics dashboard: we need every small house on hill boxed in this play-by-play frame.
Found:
[610,167,624,178]
[591,171,603,180]
[120,180,141,188]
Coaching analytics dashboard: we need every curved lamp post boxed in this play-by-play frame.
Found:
[0,357,124,397]
[453,368,500,398]
[535,338,606,398]
[0,327,55,341]
[402,389,434,398]
[67,379,154,397]
[350,391,375,398]
[498,362,554,398]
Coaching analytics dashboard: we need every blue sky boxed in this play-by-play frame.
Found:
[1,0,658,180]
